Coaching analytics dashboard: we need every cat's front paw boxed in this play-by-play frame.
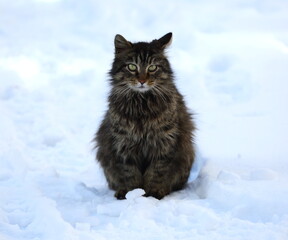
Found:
[114,189,127,200]
[144,189,169,200]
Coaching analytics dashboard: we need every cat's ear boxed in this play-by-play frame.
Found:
[157,32,173,49]
[114,34,132,54]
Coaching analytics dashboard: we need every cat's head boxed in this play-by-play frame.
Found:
[110,33,173,93]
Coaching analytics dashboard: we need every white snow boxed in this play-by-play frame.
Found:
[0,0,288,239]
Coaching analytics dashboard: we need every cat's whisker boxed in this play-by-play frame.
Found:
[152,85,171,103]
[113,85,131,99]
[152,88,165,103]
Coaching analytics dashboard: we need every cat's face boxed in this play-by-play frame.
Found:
[120,53,169,92]
[110,33,173,93]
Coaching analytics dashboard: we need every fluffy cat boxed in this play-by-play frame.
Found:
[95,33,195,199]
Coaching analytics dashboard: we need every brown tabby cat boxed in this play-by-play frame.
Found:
[95,33,195,200]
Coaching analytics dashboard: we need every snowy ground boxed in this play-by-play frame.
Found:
[1,0,288,239]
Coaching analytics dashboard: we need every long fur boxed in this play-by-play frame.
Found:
[94,33,196,199]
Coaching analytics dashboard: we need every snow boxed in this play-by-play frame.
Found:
[1,0,288,239]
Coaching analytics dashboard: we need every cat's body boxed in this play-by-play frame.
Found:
[95,33,195,199]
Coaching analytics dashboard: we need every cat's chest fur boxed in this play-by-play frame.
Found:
[108,91,179,170]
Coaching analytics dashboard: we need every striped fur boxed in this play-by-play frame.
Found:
[95,33,195,199]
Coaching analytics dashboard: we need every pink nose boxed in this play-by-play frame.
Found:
[139,79,146,84]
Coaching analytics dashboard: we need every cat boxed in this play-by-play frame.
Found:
[95,33,196,200]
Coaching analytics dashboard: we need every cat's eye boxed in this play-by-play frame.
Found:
[148,65,157,72]
[127,64,137,72]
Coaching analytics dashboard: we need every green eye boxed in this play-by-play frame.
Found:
[148,65,157,72]
[127,64,137,71]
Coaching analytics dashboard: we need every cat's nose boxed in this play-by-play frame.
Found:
[139,79,146,85]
